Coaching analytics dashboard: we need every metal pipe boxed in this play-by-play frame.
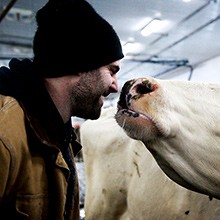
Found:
[152,64,193,80]
[0,40,32,48]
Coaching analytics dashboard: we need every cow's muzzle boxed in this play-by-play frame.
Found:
[117,78,155,110]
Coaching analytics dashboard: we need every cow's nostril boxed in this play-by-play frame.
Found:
[136,83,153,94]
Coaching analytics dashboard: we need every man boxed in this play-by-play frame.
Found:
[0,0,124,219]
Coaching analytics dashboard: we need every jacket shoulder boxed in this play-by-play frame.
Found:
[0,95,27,151]
[0,95,18,109]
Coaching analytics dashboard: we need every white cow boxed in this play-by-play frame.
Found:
[115,77,220,200]
[80,107,220,220]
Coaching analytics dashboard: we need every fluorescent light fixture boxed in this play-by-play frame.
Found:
[6,7,33,23]
[122,41,142,56]
[140,18,170,37]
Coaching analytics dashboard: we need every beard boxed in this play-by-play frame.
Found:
[70,70,105,120]
[73,95,103,119]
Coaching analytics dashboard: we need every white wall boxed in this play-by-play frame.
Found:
[190,56,220,83]
[166,55,220,83]
[0,60,10,67]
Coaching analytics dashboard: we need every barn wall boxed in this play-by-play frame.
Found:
[164,55,220,82]
[190,56,220,83]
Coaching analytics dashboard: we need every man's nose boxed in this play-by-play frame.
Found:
[110,76,118,93]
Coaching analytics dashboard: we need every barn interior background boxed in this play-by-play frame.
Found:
[1,0,220,219]
[1,0,220,105]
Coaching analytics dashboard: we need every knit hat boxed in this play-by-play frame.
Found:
[33,0,124,77]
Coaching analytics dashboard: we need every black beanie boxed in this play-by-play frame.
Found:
[33,0,124,77]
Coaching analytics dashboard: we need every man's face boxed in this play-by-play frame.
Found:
[71,60,121,119]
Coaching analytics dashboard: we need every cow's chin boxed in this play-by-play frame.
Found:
[115,109,160,142]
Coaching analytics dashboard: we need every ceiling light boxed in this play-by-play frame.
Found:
[6,7,33,23]
[122,41,142,56]
[140,18,170,37]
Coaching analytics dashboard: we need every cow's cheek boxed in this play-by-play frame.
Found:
[115,114,158,141]
[130,95,156,117]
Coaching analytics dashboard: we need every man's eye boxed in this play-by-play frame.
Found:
[109,67,118,75]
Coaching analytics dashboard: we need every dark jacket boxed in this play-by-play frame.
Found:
[0,58,82,219]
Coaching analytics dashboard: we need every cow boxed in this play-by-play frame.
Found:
[115,77,220,200]
[80,107,220,220]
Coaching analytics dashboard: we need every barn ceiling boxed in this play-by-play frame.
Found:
[1,0,220,101]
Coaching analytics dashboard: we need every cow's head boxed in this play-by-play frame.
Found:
[115,77,175,141]
[115,77,220,199]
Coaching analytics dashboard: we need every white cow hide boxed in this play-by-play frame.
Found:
[115,77,220,200]
[80,107,220,220]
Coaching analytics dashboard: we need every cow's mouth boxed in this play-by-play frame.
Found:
[116,108,150,121]
[117,108,139,117]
